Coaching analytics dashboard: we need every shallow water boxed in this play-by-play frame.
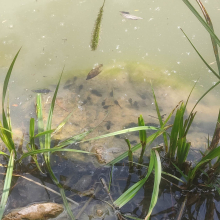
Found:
[1,0,220,219]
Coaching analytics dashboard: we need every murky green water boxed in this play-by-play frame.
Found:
[1,0,220,219]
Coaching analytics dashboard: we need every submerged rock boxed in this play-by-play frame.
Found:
[3,203,64,220]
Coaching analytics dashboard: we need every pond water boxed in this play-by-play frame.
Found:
[1,0,220,219]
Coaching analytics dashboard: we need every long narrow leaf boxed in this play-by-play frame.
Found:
[181,28,220,80]
[56,129,94,148]
[36,94,44,149]
[196,0,220,74]
[182,0,220,47]
[46,161,75,220]
[107,126,170,165]
[0,151,15,219]
[82,126,158,143]
[151,85,168,152]
[190,80,220,114]
[19,148,92,162]
[45,68,64,161]
[145,150,161,220]
[114,151,155,208]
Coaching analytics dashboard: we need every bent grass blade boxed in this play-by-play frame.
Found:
[36,94,44,149]
[19,148,92,162]
[181,28,220,80]
[82,126,158,143]
[1,49,21,155]
[145,150,161,220]
[196,0,220,75]
[182,0,220,47]
[107,126,170,166]
[114,151,155,208]
[45,68,64,162]
[0,151,15,219]
[151,84,168,152]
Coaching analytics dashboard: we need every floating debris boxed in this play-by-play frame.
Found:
[3,203,63,220]
[86,64,103,80]
[120,11,143,20]
[32,89,52,94]
[90,0,106,51]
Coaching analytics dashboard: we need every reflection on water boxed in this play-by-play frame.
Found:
[1,0,220,219]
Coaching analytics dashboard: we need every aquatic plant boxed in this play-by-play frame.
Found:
[0,49,21,219]
[0,50,95,220]
[90,0,105,51]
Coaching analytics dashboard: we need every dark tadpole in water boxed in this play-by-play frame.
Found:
[86,64,103,80]
[110,90,113,97]
[32,89,52,94]
[138,93,148,100]
[133,101,139,109]
[101,99,106,106]
[103,105,112,109]
[114,100,122,108]
[91,89,102,97]
[79,85,83,92]
[63,77,78,90]
[106,121,113,130]
[128,98,132,106]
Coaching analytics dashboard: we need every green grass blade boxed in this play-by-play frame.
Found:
[168,106,183,158]
[0,151,15,219]
[138,115,147,145]
[171,162,188,181]
[26,143,44,174]
[29,118,35,149]
[190,146,220,180]
[19,148,92,162]
[190,80,220,114]
[59,188,75,220]
[151,85,168,152]
[196,0,220,75]
[52,111,74,136]
[46,161,75,220]
[114,151,155,208]
[2,48,21,113]
[0,151,9,157]
[181,28,220,80]
[161,171,185,183]
[6,95,12,132]
[107,126,170,165]
[56,129,94,148]
[2,49,21,147]
[145,150,161,220]
[45,68,64,161]
[36,94,44,149]
[82,126,158,143]
[28,119,44,174]
[138,115,147,164]
[182,0,220,47]
[35,129,55,138]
